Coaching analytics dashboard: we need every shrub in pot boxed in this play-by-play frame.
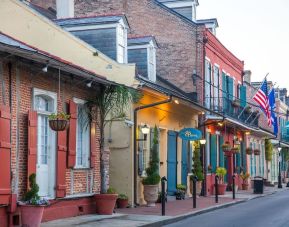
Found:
[222,141,232,152]
[142,126,161,207]
[240,172,250,190]
[216,167,227,195]
[117,193,129,208]
[246,147,253,155]
[48,112,70,131]
[95,187,118,215]
[176,184,186,200]
[190,143,204,195]
[19,173,49,227]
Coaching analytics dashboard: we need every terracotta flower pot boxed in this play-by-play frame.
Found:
[20,205,44,227]
[242,183,249,190]
[117,199,129,208]
[190,180,202,195]
[217,183,227,195]
[143,185,159,207]
[49,119,69,131]
[95,194,118,215]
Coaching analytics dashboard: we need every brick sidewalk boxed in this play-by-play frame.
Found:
[116,196,240,217]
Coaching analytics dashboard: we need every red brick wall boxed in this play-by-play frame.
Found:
[0,59,103,200]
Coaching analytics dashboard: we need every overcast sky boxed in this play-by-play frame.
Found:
[197,0,289,90]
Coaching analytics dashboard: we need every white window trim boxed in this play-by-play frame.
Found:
[74,97,90,169]
[33,88,57,114]
[205,56,211,62]
[116,20,128,64]
[147,41,156,82]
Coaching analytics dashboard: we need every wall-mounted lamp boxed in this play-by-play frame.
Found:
[86,80,93,88]
[200,138,207,145]
[278,142,282,152]
[42,64,48,73]
[217,122,223,127]
[137,124,150,141]
[174,99,179,105]
[215,130,221,135]
[245,131,251,135]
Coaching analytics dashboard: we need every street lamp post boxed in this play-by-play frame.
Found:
[200,138,207,196]
[278,143,282,189]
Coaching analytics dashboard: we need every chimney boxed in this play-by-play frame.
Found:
[243,70,252,84]
[56,0,74,19]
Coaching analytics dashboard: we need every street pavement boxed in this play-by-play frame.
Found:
[165,189,289,227]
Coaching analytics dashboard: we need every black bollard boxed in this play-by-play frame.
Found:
[193,176,198,208]
[215,175,219,203]
[161,176,167,216]
[232,175,236,200]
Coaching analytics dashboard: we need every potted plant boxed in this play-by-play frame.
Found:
[95,187,118,214]
[240,172,250,190]
[254,149,260,155]
[190,144,204,195]
[231,99,240,108]
[216,167,227,195]
[117,193,129,208]
[246,147,253,155]
[142,126,161,207]
[207,165,213,174]
[48,112,70,131]
[176,184,186,200]
[221,141,232,152]
[19,173,49,227]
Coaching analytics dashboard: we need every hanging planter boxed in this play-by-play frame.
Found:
[246,147,253,155]
[231,146,240,153]
[221,141,232,152]
[254,149,261,155]
[244,106,252,114]
[48,112,70,131]
[231,99,240,108]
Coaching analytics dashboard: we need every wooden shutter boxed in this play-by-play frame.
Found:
[227,76,234,101]
[0,105,11,204]
[56,130,67,198]
[90,120,97,168]
[219,135,224,167]
[68,100,77,168]
[27,110,37,188]
[210,134,217,172]
[222,72,227,111]
[240,85,247,108]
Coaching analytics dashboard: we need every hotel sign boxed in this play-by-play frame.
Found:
[178,128,202,141]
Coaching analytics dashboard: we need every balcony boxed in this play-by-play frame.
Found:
[205,97,259,128]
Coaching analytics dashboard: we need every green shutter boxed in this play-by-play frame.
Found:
[228,77,234,101]
[222,72,227,111]
[219,136,224,167]
[236,152,241,173]
[241,141,246,172]
[210,135,217,172]
[240,85,247,108]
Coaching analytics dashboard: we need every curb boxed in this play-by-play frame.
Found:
[141,189,286,227]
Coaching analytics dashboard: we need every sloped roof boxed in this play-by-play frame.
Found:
[128,36,159,47]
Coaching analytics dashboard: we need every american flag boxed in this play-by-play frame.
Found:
[253,79,272,126]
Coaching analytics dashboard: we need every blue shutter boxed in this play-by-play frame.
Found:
[219,136,224,167]
[181,140,188,185]
[241,141,246,172]
[240,85,247,108]
[222,72,227,111]
[228,77,234,101]
[210,135,217,172]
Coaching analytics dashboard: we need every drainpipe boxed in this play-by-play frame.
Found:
[133,95,172,206]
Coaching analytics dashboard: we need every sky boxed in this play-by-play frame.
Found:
[197,0,289,90]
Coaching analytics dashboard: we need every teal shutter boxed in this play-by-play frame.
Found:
[236,152,241,173]
[241,141,246,172]
[210,135,217,172]
[222,72,227,111]
[227,76,234,101]
[240,85,247,108]
[219,136,224,167]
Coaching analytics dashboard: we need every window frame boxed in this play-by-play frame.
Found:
[116,23,128,64]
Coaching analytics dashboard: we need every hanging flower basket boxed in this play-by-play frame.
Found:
[231,99,240,108]
[221,141,232,152]
[231,146,240,153]
[246,147,253,155]
[244,106,252,114]
[48,112,70,131]
[254,149,260,155]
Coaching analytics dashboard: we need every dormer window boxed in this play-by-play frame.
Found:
[128,36,158,82]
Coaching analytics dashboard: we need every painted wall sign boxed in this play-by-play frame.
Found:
[178,128,202,141]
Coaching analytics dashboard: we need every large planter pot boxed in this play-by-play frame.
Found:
[217,183,227,195]
[20,205,44,227]
[117,199,129,208]
[49,119,69,131]
[190,180,202,195]
[242,183,249,190]
[143,185,159,207]
[95,194,118,215]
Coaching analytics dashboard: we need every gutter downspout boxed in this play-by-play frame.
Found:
[133,95,172,206]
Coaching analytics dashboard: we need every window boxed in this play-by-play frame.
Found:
[205,60,211,109]
[117,24,127,63]
[74,99,90,168]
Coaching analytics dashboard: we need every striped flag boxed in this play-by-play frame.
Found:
[253,79,271,126]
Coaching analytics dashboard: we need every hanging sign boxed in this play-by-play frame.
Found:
[178,128,202,141]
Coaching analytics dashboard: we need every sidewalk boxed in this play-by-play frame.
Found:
[41,186,287,227]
